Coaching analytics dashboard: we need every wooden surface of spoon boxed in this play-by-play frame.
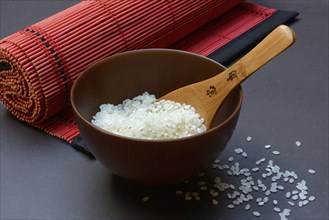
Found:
[159,25,297,129]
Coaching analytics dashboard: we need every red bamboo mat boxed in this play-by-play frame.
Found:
[0,1,275,143]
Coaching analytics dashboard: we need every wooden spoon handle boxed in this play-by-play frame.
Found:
[216,25,297,91]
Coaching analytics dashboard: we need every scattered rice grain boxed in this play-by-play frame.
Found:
[308,196,315,202]
[308,169,316,174]
[273,207,281,212]
[234,148,243,154]
[252,211,261,217]
[258,201,264,206]
[292,190,299,195]
[272,150,280,155]
[171,138,316,219]
[263,196,269,203]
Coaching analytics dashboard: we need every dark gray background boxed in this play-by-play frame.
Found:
[1,1,328,219]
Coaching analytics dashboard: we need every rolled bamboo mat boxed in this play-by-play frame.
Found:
[0,0,279,151]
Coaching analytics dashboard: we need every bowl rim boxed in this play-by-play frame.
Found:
[71,48,243,143]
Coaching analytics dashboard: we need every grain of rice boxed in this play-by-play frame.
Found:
[264,190,271,196]
[258,201,264,206]
[234,148,243,154]
[265,144,272,149]
[292,190,299,195]
[244,172,251,177]
[256,160,262,166]
[307,196,315,203]
[245,203,251,210]
[295,141,302,147]
[252,211,261,217]
[272,150,280,155]
[292,195,298,200]
[263,196,269,203]
[247,136,252,142]
[308,169,316,174]
[273,207,281,212]
[285,191,291,198]
[233,200,240,205]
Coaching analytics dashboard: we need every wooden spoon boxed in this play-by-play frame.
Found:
[159,25,297,129]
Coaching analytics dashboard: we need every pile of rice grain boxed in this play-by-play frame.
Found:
[91,92,206,140]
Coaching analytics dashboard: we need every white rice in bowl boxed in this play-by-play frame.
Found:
[91,92,206,140]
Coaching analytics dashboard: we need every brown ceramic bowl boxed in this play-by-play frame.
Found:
[71,49,242,185]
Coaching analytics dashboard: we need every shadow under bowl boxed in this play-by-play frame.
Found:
[71,49,243,185]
